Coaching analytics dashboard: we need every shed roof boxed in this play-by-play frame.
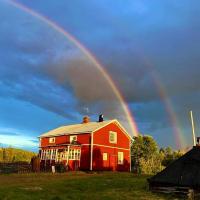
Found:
[148,146,200,188]
[39,119,128,138]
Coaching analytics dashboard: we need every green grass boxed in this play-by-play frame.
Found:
[0,172,176,200]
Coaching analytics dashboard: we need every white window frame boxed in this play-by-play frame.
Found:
[118,152,124,165]
[69,149,81,160]
[109,131,117,144]
[103,153,108,161]
[70,135,77,143]
[49,137,55,143]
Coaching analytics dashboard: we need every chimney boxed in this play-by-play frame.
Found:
[99,114,104,122]
[82,116,90,124]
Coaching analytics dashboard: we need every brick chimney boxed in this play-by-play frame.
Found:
[82,116,90,124]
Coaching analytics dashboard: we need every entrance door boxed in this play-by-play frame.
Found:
[110,154,117,171]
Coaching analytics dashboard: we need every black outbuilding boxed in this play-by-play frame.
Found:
[148,146,200,198]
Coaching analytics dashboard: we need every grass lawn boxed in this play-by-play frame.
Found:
[0,172,176,200]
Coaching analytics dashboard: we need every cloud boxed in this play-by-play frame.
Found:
[0,127,21,136]
[0,2,133,133]
[1,0,200,148]
[0,134,38,151]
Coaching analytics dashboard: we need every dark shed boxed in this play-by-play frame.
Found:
[148,146,200,189]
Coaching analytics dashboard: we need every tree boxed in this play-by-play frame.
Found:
[131,135,163,174]
[161,147,183,167]
[131,135,185,174]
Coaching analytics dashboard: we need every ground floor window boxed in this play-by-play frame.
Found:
[118,152,124,164]
[69,149,81,160]
[41,149,58,160]
[103,153,108,161]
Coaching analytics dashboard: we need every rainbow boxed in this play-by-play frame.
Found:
[6,0,139,137]
[142,58,185,149]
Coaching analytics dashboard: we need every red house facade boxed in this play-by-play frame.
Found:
[39,116,132,171]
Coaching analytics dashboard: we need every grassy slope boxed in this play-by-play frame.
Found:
[0,172,174,200]
[0,147,36,162]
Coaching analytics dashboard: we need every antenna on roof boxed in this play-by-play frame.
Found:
[190,110,196,146]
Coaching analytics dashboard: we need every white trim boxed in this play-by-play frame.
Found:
[94,144,129,151]
[112,120,132,140]
[90,132,94,171]
[67,146,70,165]
[84,143,129,151]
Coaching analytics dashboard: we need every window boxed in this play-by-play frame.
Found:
[49,137,55,143]
[103,153,108,161]
[109,131,117,143]
[69,149,81,160]
[51,149,57,160]
[70,135,77,143]
[118,152,124,165]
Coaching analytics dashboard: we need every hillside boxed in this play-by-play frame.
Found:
[0,147,36,163]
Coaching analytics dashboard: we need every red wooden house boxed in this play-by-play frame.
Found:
[39,115,132,171]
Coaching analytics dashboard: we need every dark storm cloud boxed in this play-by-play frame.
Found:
[3,0,200,102]
[1,0,200,148]
[0,1,125,127]
[18,0,200,102]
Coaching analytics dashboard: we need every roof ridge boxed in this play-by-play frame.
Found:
[40,119,114,138]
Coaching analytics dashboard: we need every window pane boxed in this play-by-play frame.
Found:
[109,131,117,143]
[118,152,124,164]
[103,153,108,161]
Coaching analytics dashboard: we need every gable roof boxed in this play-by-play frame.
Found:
[39,119,132,139]
[40,120,114,138]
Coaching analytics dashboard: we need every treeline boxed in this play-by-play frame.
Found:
[131,135,184,175]
[0,147,36,163]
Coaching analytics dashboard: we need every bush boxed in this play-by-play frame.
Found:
[55,163,67,173]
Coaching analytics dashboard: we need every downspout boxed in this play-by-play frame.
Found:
[130,137,134,172]
[90,132,94,171]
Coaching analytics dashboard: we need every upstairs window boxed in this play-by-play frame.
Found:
[109,131,117,144]
[70,135,77,143]
[118,152,124,165]
[49,137,55,143]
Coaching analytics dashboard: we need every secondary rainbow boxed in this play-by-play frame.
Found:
[6,0,139,137]
[142,57,185,149]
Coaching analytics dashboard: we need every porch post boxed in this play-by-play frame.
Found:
[55,149,58,162]
[67,145,70,165]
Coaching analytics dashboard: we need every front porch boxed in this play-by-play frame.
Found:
[40,144,81,171]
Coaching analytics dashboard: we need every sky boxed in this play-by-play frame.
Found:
[0,0,200,151]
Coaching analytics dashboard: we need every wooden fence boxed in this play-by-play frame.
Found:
[0,162,32,174]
